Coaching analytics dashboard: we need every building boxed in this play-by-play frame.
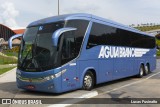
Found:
[0,24,25,40]
[0,24,25,49]
[13,29,25,34]
[0,24,16,41]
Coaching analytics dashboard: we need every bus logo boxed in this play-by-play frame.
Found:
[98,46,149,59]
[39,26,43,31]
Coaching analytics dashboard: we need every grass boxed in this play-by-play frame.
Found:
[156,39,160,45]
[157,50,160,56]
[2,52,18,57]
[0,66,16,75]
[0,54,17,64]
[156,39,160,56]
[135,25,160,31]
[0,64,16,69]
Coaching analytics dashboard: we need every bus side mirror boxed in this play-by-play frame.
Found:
[8,34,23,49]
[52,27,77,47]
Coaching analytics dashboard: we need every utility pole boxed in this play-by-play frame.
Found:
[58,0,59,15]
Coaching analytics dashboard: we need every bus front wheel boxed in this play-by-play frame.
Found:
[82,71,94,91]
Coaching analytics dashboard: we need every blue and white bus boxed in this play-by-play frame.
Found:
[9,13,156,93]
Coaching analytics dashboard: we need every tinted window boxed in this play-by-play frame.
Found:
[130,33,155,48]
[87,22,155,49]
[61,31,76,64]
[18,22,65,72]
[87,23,117,48]
[66,20,89,55]
[60,20,89,65]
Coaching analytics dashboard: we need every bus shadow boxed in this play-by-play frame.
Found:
[0,81,79,97]
[0,73,153,97]
[0,82,18,95]
[93,72,156,90]
[94,76,138,90]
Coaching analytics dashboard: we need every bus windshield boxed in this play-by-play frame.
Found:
[18,22,64,72]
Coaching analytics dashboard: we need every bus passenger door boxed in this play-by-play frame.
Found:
[60,32,78,92]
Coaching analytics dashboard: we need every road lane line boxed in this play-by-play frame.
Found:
[97,71,160,96]
[48,91,98,107]
[48,71,160,107]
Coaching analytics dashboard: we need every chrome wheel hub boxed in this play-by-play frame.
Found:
[84,75,92,88]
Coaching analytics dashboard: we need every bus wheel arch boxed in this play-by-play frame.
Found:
[82,69,96,91]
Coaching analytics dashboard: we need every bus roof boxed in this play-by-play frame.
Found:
[28,13,153,37]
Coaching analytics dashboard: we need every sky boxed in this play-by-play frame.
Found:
[0,0,160,29]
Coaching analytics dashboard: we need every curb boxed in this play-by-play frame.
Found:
[0,67,17,78]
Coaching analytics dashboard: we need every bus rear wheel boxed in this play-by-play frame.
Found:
[82,71,94,91]
[137,65,145,78]
[144,64,150,76]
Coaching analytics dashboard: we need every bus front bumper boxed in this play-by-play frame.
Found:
[16,69,63,93]
[16,78,62,93]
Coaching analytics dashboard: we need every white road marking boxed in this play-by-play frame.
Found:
[97,71,160,96]
[48,71,160,107]
[48,91,98,107]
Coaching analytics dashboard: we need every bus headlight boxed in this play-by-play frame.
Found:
[16,69,67,82]
[44,75,55,81]
[44,69,67,81]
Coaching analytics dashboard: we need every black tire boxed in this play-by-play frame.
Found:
[82,71,94,91]
[144,64,150,76]
[137,65,145,78]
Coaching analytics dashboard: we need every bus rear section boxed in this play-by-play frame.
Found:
[78,20,156,85]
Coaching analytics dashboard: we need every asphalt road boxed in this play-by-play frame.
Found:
[0,60,160,107]
[71,59,160,107]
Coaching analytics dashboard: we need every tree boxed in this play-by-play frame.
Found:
[156,33,160,40]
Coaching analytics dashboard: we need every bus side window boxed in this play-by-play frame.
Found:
[61,31,76,65]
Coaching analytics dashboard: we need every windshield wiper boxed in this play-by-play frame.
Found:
[21,50,31,68]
